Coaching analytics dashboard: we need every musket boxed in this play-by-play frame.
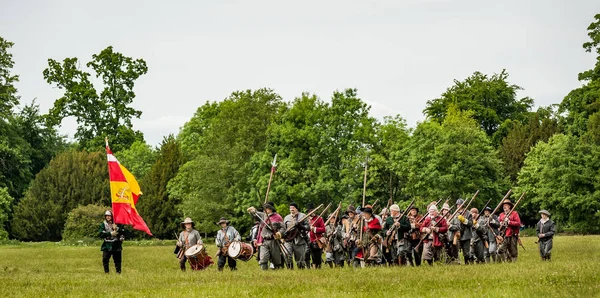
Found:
[459,190,479,216]
[264,154,277,204]
[385,199,415,246]
[481,198,493,212]
[496,192,526,245]
[384,199,393,217]
[325,203,342,224]
[371,199,380,211]
[415,195,473,249]
[486,189,514,243]
[252,211,291,258]
[284,203,324,234]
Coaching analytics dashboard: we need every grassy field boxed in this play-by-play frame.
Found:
[1,236,599,298]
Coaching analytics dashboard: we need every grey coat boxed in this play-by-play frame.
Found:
[178,229,203,250]
[216,226,241,248]
[449,212,473,241]
[284,213,309,245]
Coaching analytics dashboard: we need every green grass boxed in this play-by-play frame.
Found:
[1,236,599,297]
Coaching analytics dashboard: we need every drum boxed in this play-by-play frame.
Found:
[185,244,213,270]
[227,241,254,261]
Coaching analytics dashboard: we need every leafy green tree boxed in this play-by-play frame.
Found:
[11,150,110,241]
[0,36,19,118]
[0,187,13,240]
[177,101,221,159]
[498,107,560,182]
[424,70,533,138]
[170,89,283,232]
[43,46,147,152]
[62,204,110,240]
[115,140,157,180]
[137,135,184,239]
[517,134,600,233]
[559,14,600,137]
[405,106,505,205]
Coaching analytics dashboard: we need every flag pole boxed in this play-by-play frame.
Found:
[264,153,277,204]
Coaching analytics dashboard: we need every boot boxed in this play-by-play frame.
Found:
[115,263,121,274]
[218,267,224,272]
[260,264,269,270]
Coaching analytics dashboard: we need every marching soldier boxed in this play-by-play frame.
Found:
[283,203,310,269]
[469,208,487,264]
[325,215,345,268]
[420,205,449,265]
[480,206,500,262]
[383,204,410,265]
[215,217,241,271]
[248,202,286,270]
[98,210,125,274]
[497,199,521,262]
[307,205,326,269]
[536,210,555,261]
[341,206,359,266]
[176,217,204,271]
[355,207,382,267]
[449,198,473,264]
[407,206,423,266]
[440,203,453,264]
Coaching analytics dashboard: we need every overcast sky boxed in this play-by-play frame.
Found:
[2,0,599,146]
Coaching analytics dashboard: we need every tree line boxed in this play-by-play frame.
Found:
[1,14,599,241]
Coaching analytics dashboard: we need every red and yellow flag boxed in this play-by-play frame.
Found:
[106,142,152,236]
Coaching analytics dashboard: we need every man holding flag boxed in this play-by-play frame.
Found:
[102,138,153,273]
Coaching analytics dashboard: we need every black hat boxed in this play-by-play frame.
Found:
[362,207,373,214]
[263,202,276,212]
[346,205,356,214]
[290,202,299,210]
[306,203,315,213]
[484,206,493,212]
[410,206,419,213]
[216,217,230,225]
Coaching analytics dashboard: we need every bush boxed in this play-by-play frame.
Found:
[63,204,110,240]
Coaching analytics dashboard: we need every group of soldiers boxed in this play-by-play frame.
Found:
[244,196,556,270]
[97,196,556,273]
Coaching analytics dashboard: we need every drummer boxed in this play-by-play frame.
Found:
[177,217,203,271]
[215,217,241,271]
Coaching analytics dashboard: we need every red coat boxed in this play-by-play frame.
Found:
[420,215,448,247]
[499,211,521,237]
[362,217,382,232]
[309,216,325,242]
[256,212,283,245]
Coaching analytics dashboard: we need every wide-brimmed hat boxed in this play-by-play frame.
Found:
[264,202,276,212]
[428,205,438,212]
[181,217,195,228]
[217,217,230,225]
[539,210,551,216]
[305,203,315,214]
[410,206,419,213]
[104,210,113,216]
[502,199,514,208]
[441,203,450,211]
[346,205,356,214]
[390,204,401,212]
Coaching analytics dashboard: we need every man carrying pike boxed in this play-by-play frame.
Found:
[382,204,410,265]
[354,206,382,267]
[497,198,521,262]
[248,202,286,270]
[420,204,448,265]
[449,198,473,264]
[283,202,310,269]
[407,206,423,266]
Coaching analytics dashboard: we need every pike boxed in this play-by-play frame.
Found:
[362,156,368,208]
[252,211,291,258]
[264,154,277,204]
[325,202,342,224]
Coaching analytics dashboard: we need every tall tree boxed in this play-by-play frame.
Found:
[137,135,184,239]
[11,150,110,241]
[498,107,560,182]
[169,89,283,232]
[424,70,533,138]
[0,36,19,119]
[0,187,13,240]
[405,106,505,204]
[115,140,157,180]
[43,46,147,152]
[517,134,600,232]
[559,14,600,137]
